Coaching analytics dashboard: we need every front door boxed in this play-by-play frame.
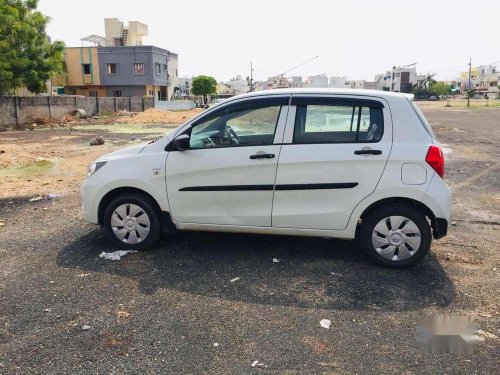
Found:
[272,95,392,230]
[166,96,289,226]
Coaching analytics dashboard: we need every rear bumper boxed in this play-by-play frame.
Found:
[432,218,448,239]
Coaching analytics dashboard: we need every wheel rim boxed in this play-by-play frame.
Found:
[371,216,421,261]
[111,204,151,244]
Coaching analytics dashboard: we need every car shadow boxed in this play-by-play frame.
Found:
[57,228,456,311]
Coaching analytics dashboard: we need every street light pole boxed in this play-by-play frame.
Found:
[467,57,472,108]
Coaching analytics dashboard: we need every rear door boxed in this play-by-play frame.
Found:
[166,96,289,226]
[272,95,392,230]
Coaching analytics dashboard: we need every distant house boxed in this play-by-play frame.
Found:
[63,18,178,101]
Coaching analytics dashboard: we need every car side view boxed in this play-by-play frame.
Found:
[81,88,452,268]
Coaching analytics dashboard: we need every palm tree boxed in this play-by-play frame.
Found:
[422,74,436,91]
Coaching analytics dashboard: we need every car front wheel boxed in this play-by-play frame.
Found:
[358,204,431,268]
[103,193,162,250]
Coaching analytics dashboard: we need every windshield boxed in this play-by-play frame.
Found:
[410,100,436,139]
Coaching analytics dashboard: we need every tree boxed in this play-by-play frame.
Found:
[0,0,65,95]
[429,81,450,96]
[421,73,436,91]
[191,75,217,105]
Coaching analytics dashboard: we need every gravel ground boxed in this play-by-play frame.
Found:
[0,107,499,374]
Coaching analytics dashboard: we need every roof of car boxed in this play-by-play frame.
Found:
[228,88,414,101]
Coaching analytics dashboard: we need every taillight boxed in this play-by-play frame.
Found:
[426,145,444,178]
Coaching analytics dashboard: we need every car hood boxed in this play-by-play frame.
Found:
[97,142,149,161]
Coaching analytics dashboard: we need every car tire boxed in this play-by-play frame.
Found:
[358,204,432,268]
[103,193,162,250]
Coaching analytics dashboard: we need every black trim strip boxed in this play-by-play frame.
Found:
[275,183,358,190]
[180,185,273,191]
[179,183,358,192]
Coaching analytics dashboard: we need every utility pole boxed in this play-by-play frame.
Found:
[467,57,472,108]
[250,61,254,92]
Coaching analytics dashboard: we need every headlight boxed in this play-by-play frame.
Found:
[87,161,107,177]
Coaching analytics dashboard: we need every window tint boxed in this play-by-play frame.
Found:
[189,103,282,149]
[293,101,383,143]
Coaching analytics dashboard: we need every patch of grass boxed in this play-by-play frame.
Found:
[0,159,57,177]
[72,123,178,134]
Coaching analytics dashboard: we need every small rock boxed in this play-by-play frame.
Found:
[213,343,219,347]
[229,277,240,283]
[451,222,457,226]
[81,325,91,331]
[320,319,331,329]
[89,136,105,146]
[0,150,5,153]
[272,258,279,263]
[43,308,51,312]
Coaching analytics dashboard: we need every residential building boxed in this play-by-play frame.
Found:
[290,76,303,88]
[63,19,178,100]
[304,74,329,88]
[104,18,149,47]
[175,77,192,97]
[227,75,250,95]
[329,76,348,88]
[64,47,106,97]
[98,46,178,100]
[387,66,417,93]
[257,76,290,90]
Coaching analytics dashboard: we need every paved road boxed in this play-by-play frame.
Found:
[0,108,499,374]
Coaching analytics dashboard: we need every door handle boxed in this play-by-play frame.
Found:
[250,153,275,159]
[354,149,382,155]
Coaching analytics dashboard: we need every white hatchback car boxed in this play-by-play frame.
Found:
[81,89,451,268]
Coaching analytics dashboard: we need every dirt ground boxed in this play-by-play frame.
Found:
[0,104,499,373]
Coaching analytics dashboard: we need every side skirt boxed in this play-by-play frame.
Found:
[175,222,355,239]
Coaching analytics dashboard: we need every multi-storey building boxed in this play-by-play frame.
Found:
[63,19,178,101]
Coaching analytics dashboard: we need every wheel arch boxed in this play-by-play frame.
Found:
[356,197,438,238]
[97,187,161,226]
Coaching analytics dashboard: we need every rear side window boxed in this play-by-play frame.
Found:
[292,97,384,144]
[410,100,436,139]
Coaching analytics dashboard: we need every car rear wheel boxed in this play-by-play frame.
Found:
[358,204,431,268]
[103,193,162,250]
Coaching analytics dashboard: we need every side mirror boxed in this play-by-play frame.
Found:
[172,134,190,151]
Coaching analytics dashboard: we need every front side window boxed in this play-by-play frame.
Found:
[155,63,162,75]
[133,63,145,75]
[188,100,285,149]
[292,98,384,143]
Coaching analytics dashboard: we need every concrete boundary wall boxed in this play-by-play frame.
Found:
[155,100,195,110]
[0,96,154,127]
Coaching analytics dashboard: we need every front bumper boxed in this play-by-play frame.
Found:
[80,174,108,224]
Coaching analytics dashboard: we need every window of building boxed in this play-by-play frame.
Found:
[163,64,168,72]
[155,63,162,75]
[107,63,117,75]
[89,90,97,97]
[82,64,91,74]
[113,90,122,97]
[133,63,145,75]
[149,90,154,96]
[292,100,384,144]
[175,68,178,77]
